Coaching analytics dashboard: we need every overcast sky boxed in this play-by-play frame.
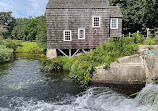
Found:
[0,0,49,18]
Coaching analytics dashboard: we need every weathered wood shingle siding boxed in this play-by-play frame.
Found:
[46,8,110,49]
[109,6,122,37]
[110,18,122,37]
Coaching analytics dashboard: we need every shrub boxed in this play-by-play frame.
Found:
[3,39,21,50]
[0,36,21,50]
[143,37,156,45]
[43,34,157,85]
[0,45,14,63]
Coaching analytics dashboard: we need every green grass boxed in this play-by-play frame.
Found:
[15,42,43,53]
[42,34,156,85]
[0,36,43,63]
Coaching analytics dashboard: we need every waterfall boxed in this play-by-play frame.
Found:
[0,83,157,111]
[135,82,158,111]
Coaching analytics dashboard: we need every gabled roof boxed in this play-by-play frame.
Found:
[110,6,123,18]
[46,0,109,9]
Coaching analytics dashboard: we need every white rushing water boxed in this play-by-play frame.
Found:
[0,83,158,111]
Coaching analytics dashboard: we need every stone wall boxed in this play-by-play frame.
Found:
[91,45,158,85]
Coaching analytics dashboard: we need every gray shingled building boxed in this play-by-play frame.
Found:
[46,0,123,58]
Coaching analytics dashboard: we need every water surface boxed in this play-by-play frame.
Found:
[0,53,157,111]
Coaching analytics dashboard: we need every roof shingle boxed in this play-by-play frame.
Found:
[46,0,109,9]
[110,6,123,18]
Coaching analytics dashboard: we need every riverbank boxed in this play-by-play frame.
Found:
[42,34,156,85]
[15,42,44,53]
[0,37,19,63]
[92,46,158,85]
[0,36,44,63]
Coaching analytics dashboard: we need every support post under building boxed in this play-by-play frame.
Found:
[46,49,57,59]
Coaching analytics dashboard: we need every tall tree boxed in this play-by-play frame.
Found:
[110,0,148,34]
[12,17,38,41]
[12,14,47,48]
[145,0,158,28]
[122,0,146,33]
[0,12,16,38]
[36,14,47,49]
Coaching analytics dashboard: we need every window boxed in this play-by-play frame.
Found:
[63,30,72,41]
[78,28,85,39]
[92,16,100,27]
[110,18,118,29]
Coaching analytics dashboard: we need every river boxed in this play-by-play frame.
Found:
[0,53,157,111]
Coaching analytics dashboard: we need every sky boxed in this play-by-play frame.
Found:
[0,0,49,18]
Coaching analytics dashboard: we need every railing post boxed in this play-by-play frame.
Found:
[129,32,131,38]
[137,30,139,36]
[147,28,150,37]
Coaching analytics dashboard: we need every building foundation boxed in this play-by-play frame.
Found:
[46,49,57,59]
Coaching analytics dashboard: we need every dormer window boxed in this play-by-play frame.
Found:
[110,18,118,29]
[92,16,101,27]
[63,30,72,41]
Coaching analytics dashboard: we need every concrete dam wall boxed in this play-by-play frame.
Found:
[91,45,158,85]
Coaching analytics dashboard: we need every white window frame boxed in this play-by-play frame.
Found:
[63,30,72,41]
[92,16,101,27]
[110,18,118,29]
[78,28,85,39]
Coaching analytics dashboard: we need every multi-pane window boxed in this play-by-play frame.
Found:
[63,30,71,41]
[110,18,118,29]
[78,28,85,39]
[93,16,100,27]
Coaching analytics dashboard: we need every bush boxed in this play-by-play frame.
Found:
[15,42,43,53]
[0,45,13,63]
[0,36,21,51]
[43,34,156,85]
[143,37,156,45]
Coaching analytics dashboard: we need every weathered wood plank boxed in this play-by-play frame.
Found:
[46,8,122,49]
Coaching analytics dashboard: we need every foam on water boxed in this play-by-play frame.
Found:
[0,84,158,111]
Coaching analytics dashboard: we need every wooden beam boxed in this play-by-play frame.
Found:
[72,49,80,57]
[58,49,68,57]
[82,49,87,53]
[69,49,71,57]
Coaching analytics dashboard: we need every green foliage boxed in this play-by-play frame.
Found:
[11,14,47,49]
[143,37,156,45]
[0,36,43,63]
[43,56,71,71]
[12,17,38,41]
[0,12,16,38]
[145,0,158,29]
[0,27,8,37]
[15,42,43,53]
[43,35,155,85]
[0,36,21,50]
[36,14,47,49]
[109,0,158,34]
[0,45,13,63]
[0,36,21,63]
